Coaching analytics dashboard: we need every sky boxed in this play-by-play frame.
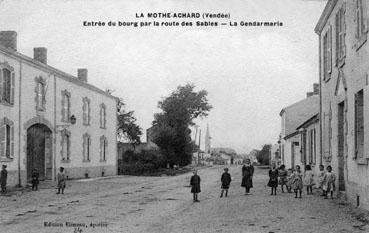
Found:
[0,0,327,154]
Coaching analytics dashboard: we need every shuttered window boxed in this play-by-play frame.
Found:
[61,129,71,161]
[82,97,91,126]
[100,103,106,129]
[1,69,14,105]
[0,118,14,159]
[355,90,364,159]
[83,133,91,161]
[336,5,346,64]
[100,136,107,161]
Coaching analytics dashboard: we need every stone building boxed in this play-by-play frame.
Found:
[0,31,118,187]
[315,0,369,209]
[279,85,319,170]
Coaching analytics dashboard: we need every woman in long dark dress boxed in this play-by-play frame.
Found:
[241,159,254,195]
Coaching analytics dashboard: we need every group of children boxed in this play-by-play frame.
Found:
[0,165,66,195]
[267,164,336,199]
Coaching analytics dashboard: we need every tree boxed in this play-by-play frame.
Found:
[117,98,142,145]
[152,83,212,166]
[256,144,271,165]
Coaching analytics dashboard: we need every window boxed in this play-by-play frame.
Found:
[355,90,364,159]
[82,97,91,126]
[0,67,15,105]
[100,136,107,161]
[83,133,91,161]
[61,129,71,161]
[323,26,332,81]
[100,103,106,129]
[335,5,346,66]
[308,129,316,164]
[355,0,367,50]
[35,76,46,111]
[61,90,71,122]
[0,118,14,159]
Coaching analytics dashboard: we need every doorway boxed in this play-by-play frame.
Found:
[337,102,345,191]
[27,124,52,182]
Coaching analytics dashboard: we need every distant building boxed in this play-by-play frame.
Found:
[279,86,319,170]
[270,144,280,166]
[0,31,118,186]
[204,123,211,154]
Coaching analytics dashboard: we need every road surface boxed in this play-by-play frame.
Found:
[0,166,368,233]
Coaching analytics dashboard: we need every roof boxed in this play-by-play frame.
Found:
[0,45,119,101]
[314,0,338,35]
[296,114,319,130]
[280,95,319,137]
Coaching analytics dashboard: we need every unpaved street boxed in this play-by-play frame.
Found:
[0,166,368,233]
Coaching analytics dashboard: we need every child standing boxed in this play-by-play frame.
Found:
[286,168,293,193]
[31,168,39,191]
[220,168,232,198]
[303,165,314,195]
[0,165,7,193]
[190,170,201,202]
[291,165,303,198]
[317,165,325,196]
[323,165,336,199]
[56,167,66,194]
[278,165,288,193]
[268,164,279,195]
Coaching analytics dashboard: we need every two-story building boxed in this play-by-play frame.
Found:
[0,31,118,187]
[315,0,369,210]
[279,85,319,170]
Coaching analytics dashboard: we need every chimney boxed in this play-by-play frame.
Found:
[33,47,47,64]
[313,83,319,95]
[77,69,88,82]
[307,92,314,98]
[0,31,17,51]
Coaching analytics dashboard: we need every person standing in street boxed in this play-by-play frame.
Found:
[323,165,336,199]
[278,165,288,193]
[291,165,303,198]
[31,168,39,191]
[0,165,8,193]
[303,165,314,195]
[190,170,201,202]
[317,165,326,196]
[220,168,232,198]
[241,159,254,195]
[56,167,66,194]
[268,164,279,195]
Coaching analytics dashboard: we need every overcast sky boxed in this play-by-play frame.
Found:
[0,0,327,153]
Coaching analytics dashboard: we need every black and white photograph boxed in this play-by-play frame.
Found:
[1,0,369,232]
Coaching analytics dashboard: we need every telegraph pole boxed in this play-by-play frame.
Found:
[198,129,201,165]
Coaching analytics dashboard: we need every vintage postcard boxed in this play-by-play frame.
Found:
[1,0,369,232]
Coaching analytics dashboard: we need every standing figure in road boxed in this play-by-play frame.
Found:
[268,164,279,195]
[220,168,232,198]
[190,170,201,202]
[317,165,326,196]
[0,165,8,193]
[278,165,288,193]
[323,165,336,199]
[241,159,254,195]
[31,168,40,191]
[291,165,303,198]
[286,168,293,193]
[56,167,66,194]
[303,165,314,195]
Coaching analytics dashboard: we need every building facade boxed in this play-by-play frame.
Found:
[279,88,319,170]
[0,31,118,186]
[316,0,369,210]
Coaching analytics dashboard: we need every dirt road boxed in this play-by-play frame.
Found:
[0,166,368,233]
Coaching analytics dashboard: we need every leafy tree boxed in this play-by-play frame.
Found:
[256,144,271,165]
[117,98,142,145]
[152,83,212,166]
